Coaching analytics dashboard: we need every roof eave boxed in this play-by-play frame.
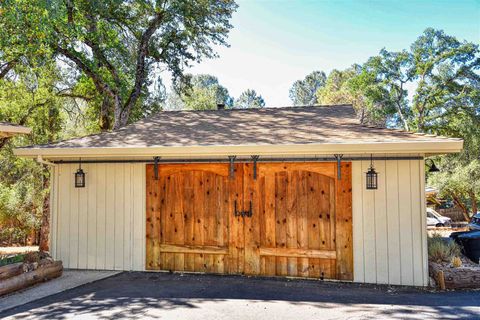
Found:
[14,140,464,159]
[0,124,32,137]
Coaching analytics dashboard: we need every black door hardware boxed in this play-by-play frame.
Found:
[234,200,253,217]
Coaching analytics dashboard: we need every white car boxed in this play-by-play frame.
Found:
[427,208,452,227]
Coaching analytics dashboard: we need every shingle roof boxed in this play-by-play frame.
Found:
[21,104,460,149]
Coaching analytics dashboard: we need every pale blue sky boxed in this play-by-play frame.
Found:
[189,0,480,106]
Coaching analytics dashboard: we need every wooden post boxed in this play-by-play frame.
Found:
[437,270,446,290]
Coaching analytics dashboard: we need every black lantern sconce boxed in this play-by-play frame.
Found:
[74,159,86,188]
[366,154,378,190]
[425,159,440,173]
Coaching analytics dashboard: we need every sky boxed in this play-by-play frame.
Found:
[186,0,480,107]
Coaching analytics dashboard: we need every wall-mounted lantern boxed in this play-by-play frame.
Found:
[425,159,440,173]
[75,159,85,188]
[366,154,378,190]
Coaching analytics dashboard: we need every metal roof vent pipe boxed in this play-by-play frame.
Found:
[217,103,225,110]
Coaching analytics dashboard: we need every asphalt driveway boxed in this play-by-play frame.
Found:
[1,272,479,319]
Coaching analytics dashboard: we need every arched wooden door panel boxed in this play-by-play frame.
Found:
[244,163,338,279]
[146,162,352,280]
[146,164,244,274]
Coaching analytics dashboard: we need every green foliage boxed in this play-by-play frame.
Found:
[316,65,393,125]
[356,28,479,132]
[234,89,265,109]
[1,0,238,129]
[0,254,26,267]
[168,74,233,110]
[428,234,462,263]
[289,71,326,106]
[0,63,66,245]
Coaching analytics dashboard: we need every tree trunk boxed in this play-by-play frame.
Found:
[38,166,50,252]
[0,137,9,150]
[100,96,112,131]
[451,194,470,221]
[470,191,478,217]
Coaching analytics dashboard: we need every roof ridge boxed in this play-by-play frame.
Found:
[160,103,354,113]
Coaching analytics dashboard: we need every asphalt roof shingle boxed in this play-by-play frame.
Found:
[20,104,461,150]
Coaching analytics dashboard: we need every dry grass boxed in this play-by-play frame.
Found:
[451,256,462,268]
[428,233,462,263]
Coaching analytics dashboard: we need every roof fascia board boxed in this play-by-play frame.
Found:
[14,140,463,158]
[0,125,32,135]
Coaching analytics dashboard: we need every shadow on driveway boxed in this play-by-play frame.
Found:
[1,272,479,319]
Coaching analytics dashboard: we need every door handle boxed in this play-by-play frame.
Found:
[233,200,253,217]
[245,200,253,217]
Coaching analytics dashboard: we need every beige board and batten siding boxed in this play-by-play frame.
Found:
[51,163,146,271]
[352,157,427,286]
[50,158,427,286]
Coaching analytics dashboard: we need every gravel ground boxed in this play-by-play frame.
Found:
[1,272,479,320]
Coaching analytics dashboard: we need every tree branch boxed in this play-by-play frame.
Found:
[84,13,122,94]
[0,59,18,79]
[117,11,164,128]
[56,46,116,101]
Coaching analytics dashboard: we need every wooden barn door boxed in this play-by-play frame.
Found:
[243,162,353,280]
[146,162,352,280]
[146,164,245,274]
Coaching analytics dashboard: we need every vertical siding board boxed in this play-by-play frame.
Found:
[361,160,376,284]
[419,159,428,286]
[410,160,424,286]
[374,159,388,284]
[351,161,364,282]
[87,164,97,269]
[398,160,414,285]
[58,164,70,266]
[105,165,115,270]
[133,164,144,271]
[96,163,107,270]
[123,164,132,271]
[77,165,88,269]
[114,164,125,270]
[69,164,79,269]
[385,160,401,285]
[50,166,58,260]
[142,164,147,271]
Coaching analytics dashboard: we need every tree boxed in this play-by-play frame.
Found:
[1,0,238,130]
[362,28,479,132]
[234,89,265,109]
[362,50,414,130]
[289,71,326,105]
[167,74,233,110]
[409,29,480,133]
[316,65,394,125]
[0,63,65,249]
[428,113,480,220]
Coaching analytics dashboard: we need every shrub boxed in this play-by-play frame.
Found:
[451,256,462,268]
[0,253,25,267]
[428,234,462,263]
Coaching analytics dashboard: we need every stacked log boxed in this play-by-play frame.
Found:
[429,262,480,289]
[0,257,63,296]
[0,263,24,281]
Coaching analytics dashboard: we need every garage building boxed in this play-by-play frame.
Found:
[15,104,463,286]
